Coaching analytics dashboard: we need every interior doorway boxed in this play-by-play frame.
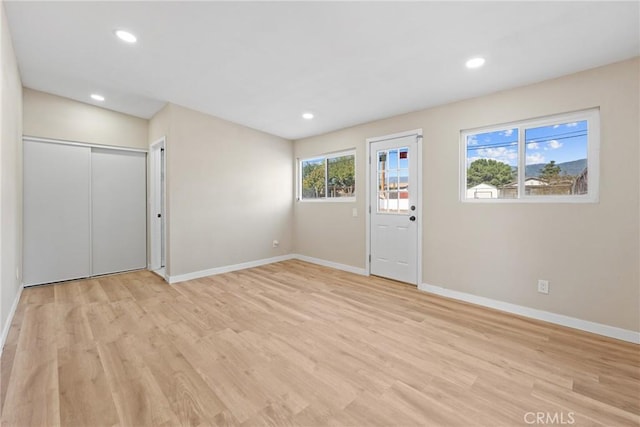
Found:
[149,137,166,277]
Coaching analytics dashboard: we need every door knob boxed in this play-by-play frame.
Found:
[409,216,416,221]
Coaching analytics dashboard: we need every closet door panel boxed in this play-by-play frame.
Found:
[91,149,146,276]
[23,141,91,286]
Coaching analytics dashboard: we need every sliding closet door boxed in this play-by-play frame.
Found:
[91,149,146,275]
[23,141,91,286]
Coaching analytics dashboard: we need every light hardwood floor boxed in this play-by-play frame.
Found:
[1,260,638,426]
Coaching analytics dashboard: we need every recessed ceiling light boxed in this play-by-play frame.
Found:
[465,57,486,69]
[114,29,137,44]
[302,112,314,120]
[90,94,105,102]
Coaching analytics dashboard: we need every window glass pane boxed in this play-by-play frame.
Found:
[399,168,408,191]
[378,151,387,170]
[466,129,518,199]
[327,155,355,198]
[387,170,398,191]
[378,191,389,212]
[301,158,325,199]
[377,173,386,192]
[388,149,398,169]
[398,191,409,213]
[377,172,388,192]
[525,120,588,196]
[399,148,408,169]
[388,191,399,213]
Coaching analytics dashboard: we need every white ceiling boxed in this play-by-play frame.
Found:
[5,1,639,140]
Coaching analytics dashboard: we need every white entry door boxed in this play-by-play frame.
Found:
[369,133,420,284]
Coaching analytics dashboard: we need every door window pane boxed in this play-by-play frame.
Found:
[399,148,408,169]
[377,147,410,213]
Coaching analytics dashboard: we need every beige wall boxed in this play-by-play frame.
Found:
[148,103,171,146]
[23,88,148,149]
[294,138,364,267]
[293,58,640,332]
[151,103,294,277]
[0,1,23,338]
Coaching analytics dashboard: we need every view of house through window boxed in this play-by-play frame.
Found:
[462,109,598,202]
[466,128,518,199]
[300,151,355,200]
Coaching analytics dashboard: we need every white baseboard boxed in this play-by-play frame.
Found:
[1,284,23,356]
[168,254,296,284]
[419,283,640,345]
[290,254,367,276]
[167,253,366,284]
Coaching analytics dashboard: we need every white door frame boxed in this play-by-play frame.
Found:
[149,137,166,275]
[365,129,423,285]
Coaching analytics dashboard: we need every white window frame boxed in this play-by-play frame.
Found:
[460,108,600,203]
[298,149,356,202]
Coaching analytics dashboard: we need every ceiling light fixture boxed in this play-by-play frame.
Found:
[465,57,486,69]
[90,94,105,101]
[302,112,314,120]
[114,29,137,44]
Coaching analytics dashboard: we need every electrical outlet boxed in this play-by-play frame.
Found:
[537,279,549,294]
[272,240,279,248]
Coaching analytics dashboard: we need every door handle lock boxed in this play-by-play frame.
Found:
[409,216,416,222]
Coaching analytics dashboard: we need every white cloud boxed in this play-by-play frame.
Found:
[553,124,560,129]
[548,140,563,149]
[476,146,518,166]
[502,129,514,137]
[467,136,478,146]
[526,153,545,164]
[566,122,578,127]
[527,142,540,150]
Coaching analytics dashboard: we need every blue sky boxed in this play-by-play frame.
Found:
[381,148,409,170]
[524,121,587,165]
[467,120,588,167]
[379,148,409,182]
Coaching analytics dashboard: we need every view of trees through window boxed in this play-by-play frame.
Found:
[301,152,355,200]
[301,158,325,199]
[464,112,594,200]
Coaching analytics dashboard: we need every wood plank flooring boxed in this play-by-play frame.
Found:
[1,260,638,426]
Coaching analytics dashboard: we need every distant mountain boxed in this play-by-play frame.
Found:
[525,158,587,178]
